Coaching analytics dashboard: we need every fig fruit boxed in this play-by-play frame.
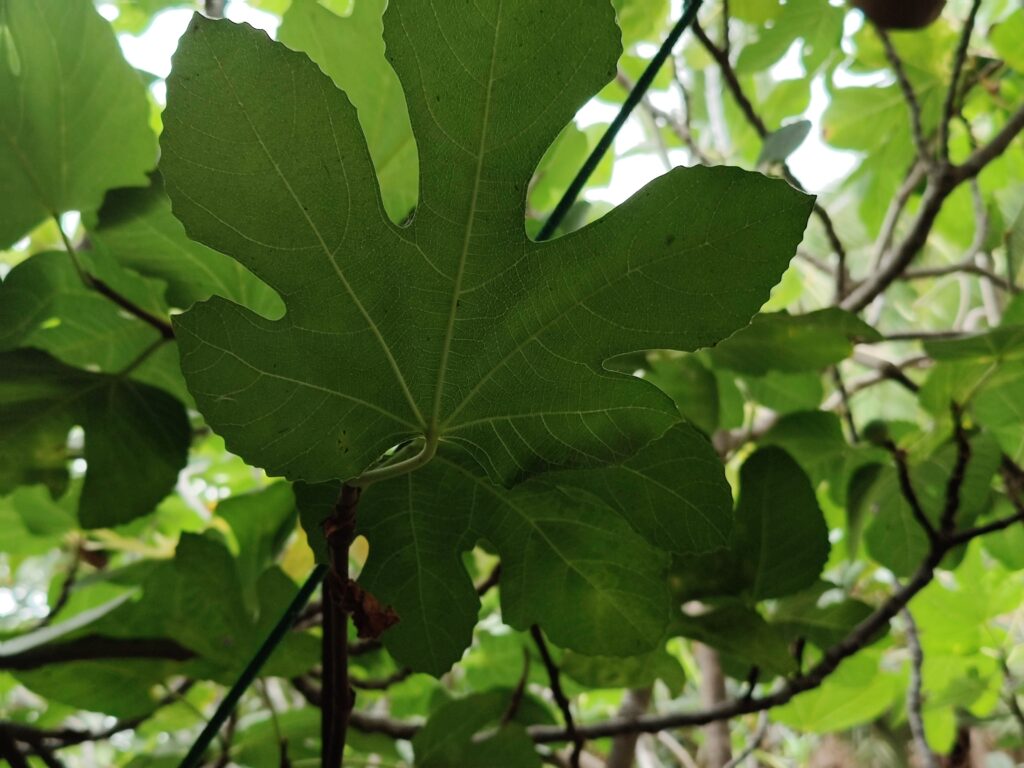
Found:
[850,0,946,29]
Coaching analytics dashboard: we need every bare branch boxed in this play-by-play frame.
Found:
[938,0,983,163]
[902,260,1012,292]
[56,220,176,341]
[0,681,193,751]
[656,731,700,768]
[903,609,939,768]
[940,403,971,535]
[500,648,532,726]
[842,168,959,312]
[35,548,81,629]
[476,563,502,596]
[885,440,939,544]
[954,102,1024,182]
[691,17,847,295]
[532,625,584,768]
[528,543,946,743]
[870,161,928,274]
[0,636,194,671]
[875,25,930,164]
[0,727,30,768]
[692,20,766,137]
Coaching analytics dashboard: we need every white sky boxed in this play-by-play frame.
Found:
[104,0,860,205]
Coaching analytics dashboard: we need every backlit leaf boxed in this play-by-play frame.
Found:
[0,0,156,247]
[161,9,813,487]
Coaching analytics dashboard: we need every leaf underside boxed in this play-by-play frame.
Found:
[161,3,814,488]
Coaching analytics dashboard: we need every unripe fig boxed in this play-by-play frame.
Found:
[850,0,946,29]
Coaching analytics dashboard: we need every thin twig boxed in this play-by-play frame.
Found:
[606,688,653,768]
[669,59,714,164]
[475,563,502,596]
[0,728,30,768]
[212,710,238,768]
[903,609,939,768]
[531,625,584,768]
[832,367,859,443]
[902,260,1012,291]
[953,102,1024,183]
[501,648,532,726]
[0,681,194,751]
[656,731,700,768]
[938,0,983,163]
[870,161,928,274]
[691,17,847,294]
[56,219,176,341]
[36,547,81,629]
[325,502,1022,747]
[876,25,930,163]
[692,19,765,137]
[940,403,972,534]
[884,441,939,544]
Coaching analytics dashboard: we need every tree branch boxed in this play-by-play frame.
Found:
[842,168,959,311]
[953,102,1024,183]
[531,625,584,768]
[0,680,194,751]
[875,25,930,164]
[313,510,1013,748]
[322,484,361,768]
[56,219,175,341]
[884,440,939,544]
[902,260,1012,291]
[691,17,847,297]
[0,727,30,768]
[35,548,81,629]
[204,0,226,18]
[940,403,971,534]
[902,609,938,768]
[938,0,983,163]
[0,636,194,671]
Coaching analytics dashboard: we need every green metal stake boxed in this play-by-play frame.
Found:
[179,564,328,768]
[536,0,704,241]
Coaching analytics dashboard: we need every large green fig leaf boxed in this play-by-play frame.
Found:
[0,0,156,248]
[670,447,829,602]
[161,6,813,486]
[0,350,189,528]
